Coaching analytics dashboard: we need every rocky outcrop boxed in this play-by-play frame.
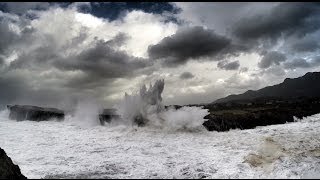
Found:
[202,97,320,131]
[7,105,64,121]
[99,109,120,125]
[0,147,27,179]
[202,109,294,132]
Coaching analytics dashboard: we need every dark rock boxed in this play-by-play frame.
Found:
[214,71,320,104]
[133,114,148,127]
[7,105,64,121]
[202,97,320,131]
[98,109,148,126]
[0,147,27,179]
[98,109,120,125]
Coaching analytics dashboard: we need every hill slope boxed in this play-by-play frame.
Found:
[214,72,320,103]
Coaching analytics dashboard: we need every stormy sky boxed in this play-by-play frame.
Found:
[1,2,320,110]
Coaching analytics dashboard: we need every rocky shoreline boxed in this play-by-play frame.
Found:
[7,105,64,122]
[6,97,320,132]
[201,97,320,131]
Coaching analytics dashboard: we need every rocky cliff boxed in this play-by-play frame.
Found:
[0,147,27,179]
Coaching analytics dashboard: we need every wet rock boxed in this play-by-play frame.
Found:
[7,105,64,121]
[0,147,27,179]
[202,97,320,132]
[98,109,120,125]
[133,114,148,127]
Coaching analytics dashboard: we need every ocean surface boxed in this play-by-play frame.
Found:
[1,109,320,179]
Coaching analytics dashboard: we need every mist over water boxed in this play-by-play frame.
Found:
[67,100,101,128]
[0,79,209,131]
[114,79,209,131]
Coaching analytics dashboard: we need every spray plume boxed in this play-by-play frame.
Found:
[114,79,209,131]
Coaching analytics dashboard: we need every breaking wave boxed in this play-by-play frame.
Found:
[114,79,209,131]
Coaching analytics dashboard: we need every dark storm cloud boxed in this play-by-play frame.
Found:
[4,28,152,103]
[258,51,286,69]
[0,2,51,14]
[311,56,320,66]
[0,17,19,54]
[7,26,148,80]
[217,60,240,70]
[0,57,4,65]
[232,2,320,45]
[179,72,194,79]
[53,39,152,82]
[290,39,320,53]
[0,73,79,110]
[283,58,311,70]
[148,26,244,67]
[9,45,59,70]
[0,75,28,108]
[0,12,36,57]
[283,55,320,70]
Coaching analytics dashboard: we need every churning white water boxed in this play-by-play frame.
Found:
[1,80,320,178]
[1,110,320,178]
[114,79,209,131]
[67,100,101,128]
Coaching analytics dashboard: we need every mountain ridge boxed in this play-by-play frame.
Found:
[214,71,320,104]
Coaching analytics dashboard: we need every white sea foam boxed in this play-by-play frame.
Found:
[0,111,320,178]
[1,109,320,178]
[65,100,101,128]
[114,79,209,131]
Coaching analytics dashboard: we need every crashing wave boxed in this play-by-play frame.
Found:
[114,79,209,131]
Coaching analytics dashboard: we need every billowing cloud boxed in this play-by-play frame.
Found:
[217,60,240,70]
[232,3,320,44]
[179,72,194,79]
[258,51,286,69]
[53,39,152,80]
[0,15,19,54]
[290,39,320,53]
[0,2,51,14]
[284,58,311,69]
[148,26,244,67]
[0,5,174,109]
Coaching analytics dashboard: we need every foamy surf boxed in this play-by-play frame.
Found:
[1,109,320,178]
[114,79,209,131]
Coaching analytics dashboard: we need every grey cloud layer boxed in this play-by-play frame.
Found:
[0,17,20,54]
[0,11,154,109]
[179,72,194,79]
[284,56,320,70]
[290,39,320,53]
[217,60,240,70]
[258,51,286,69]
[148,26,245,67]
[232,3,320,44]
[53,39,150,79]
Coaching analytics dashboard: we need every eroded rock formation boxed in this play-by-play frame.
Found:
[7,105,64,121]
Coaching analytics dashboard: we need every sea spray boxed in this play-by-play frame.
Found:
[160,106,209,131]
[114,79,209,131]
[68,100,101,128]
[0,108,9,121]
